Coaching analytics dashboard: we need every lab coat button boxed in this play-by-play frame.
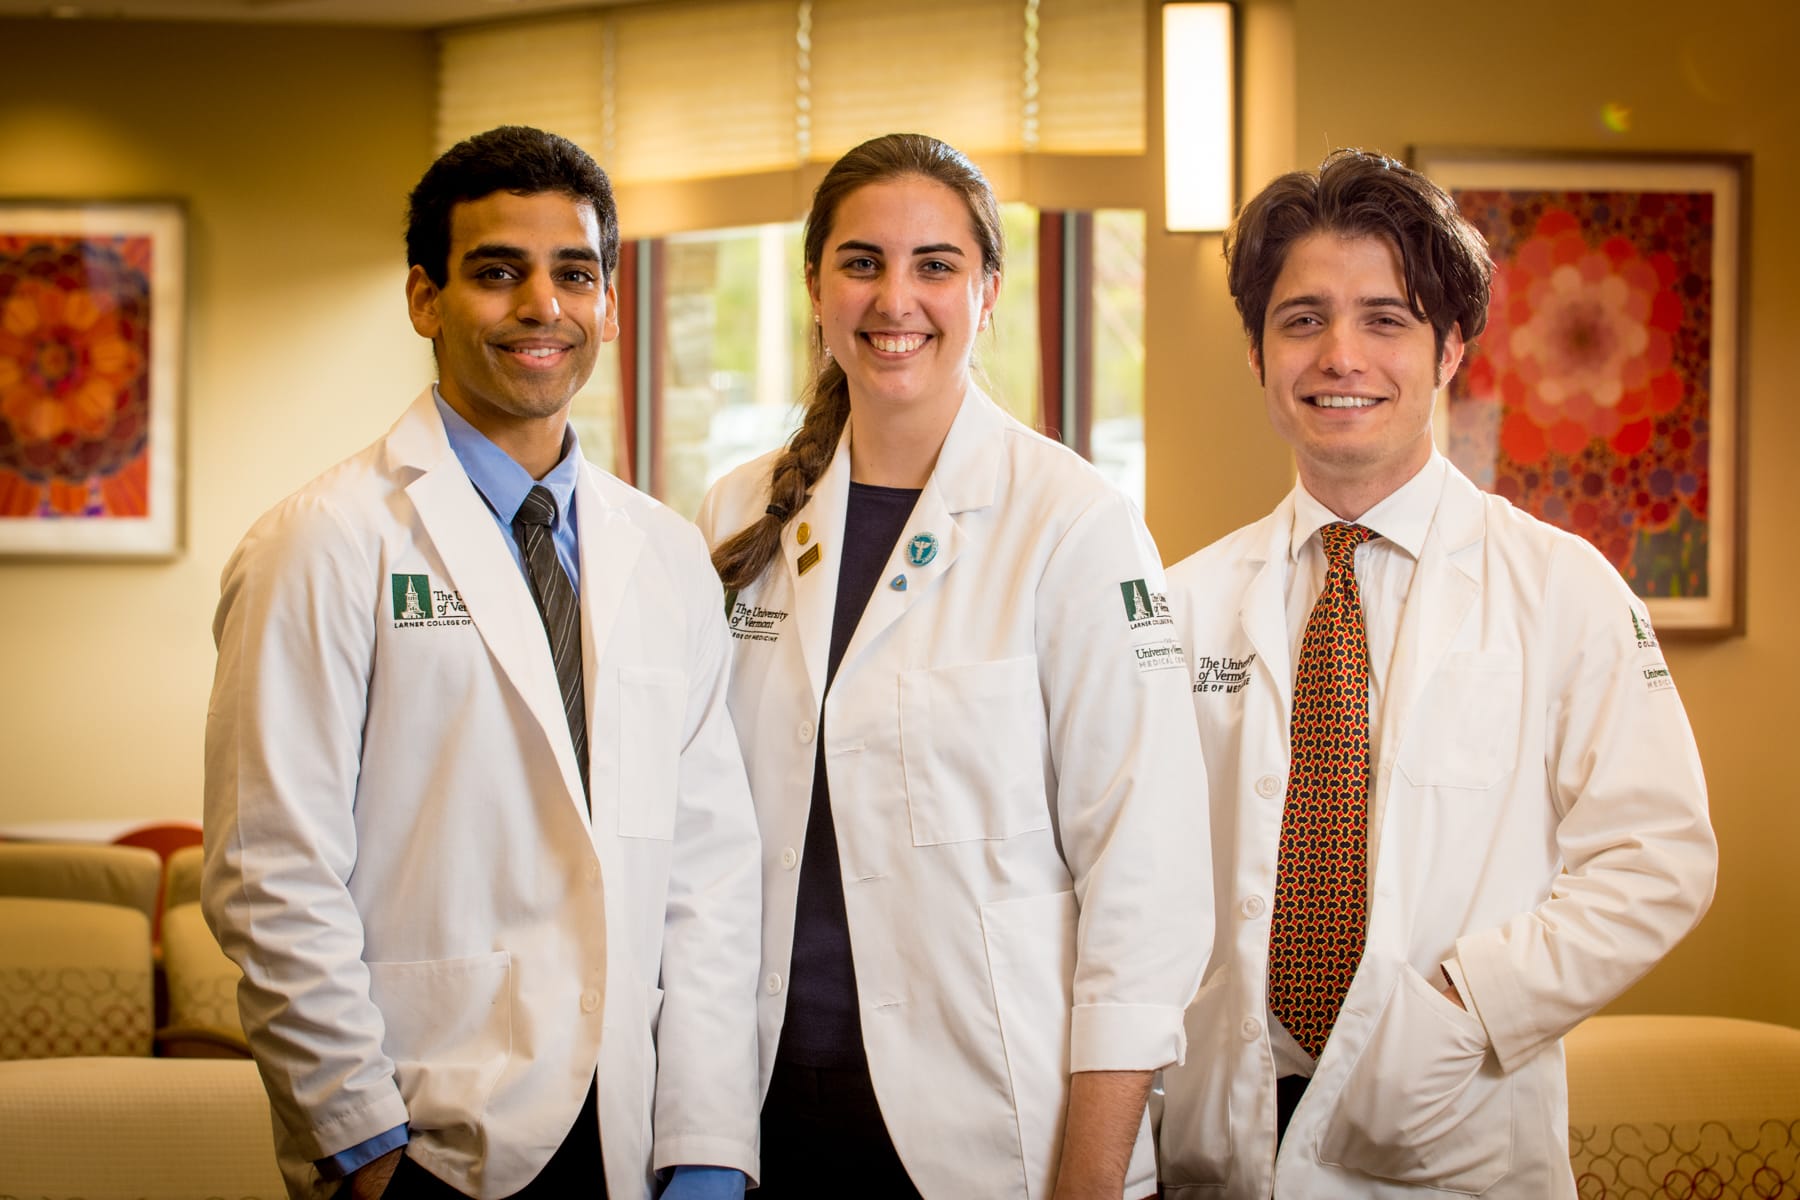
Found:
[1255,775,1280,799]
[766,972,784,995]
[780,847,798,870]
[1241,895,1266,919]
[1240,1018,1262,1042]
[580,989,600,1013]
[797,721,816,744]
[584,861,599,883]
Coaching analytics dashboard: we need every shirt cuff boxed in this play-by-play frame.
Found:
[316,1123,409,1181]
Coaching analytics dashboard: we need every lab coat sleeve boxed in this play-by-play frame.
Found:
[201,495,409,1161]
[1449,535,1717,1073]
[649,525,763,1179]
[1035,491,1213,1074]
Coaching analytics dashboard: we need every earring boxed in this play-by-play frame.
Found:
[813,312,821,325]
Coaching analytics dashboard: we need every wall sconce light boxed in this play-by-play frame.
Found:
[1162,1,1236,233]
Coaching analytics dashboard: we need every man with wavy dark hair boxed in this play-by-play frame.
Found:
[1156,149,1716,1198]
[204,126,760,1200]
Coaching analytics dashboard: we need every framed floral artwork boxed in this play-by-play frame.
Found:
[0,200,185,559]
[1411,149,1748,635]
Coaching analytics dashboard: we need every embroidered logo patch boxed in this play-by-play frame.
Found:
[390,573,470,629]
[392,573,430,621]
[1631,608,1660,651]
[1133,638,1187,674]
[1193,652,1257,695]
[728,599,790,643]
[1119,579,1174,630]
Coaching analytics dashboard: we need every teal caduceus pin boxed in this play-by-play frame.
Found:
[906,532,938,567]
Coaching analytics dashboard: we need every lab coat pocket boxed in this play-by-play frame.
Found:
[1155,972,1235,1189]
[1317,965,1513,1193]
[366,950,512,1134]
[899,654,1049,845]
[1395,653,1522,790]
[982,889,1077,1200]
[618,665,685,839]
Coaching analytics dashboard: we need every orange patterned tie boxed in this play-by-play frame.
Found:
[1269,522,1377,1059]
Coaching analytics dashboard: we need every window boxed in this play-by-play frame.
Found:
[1091,209,1147,506]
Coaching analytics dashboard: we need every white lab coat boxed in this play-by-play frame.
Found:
[203,389,762,1200]
[695,387,1211,1200]
[1155,460,1716,1198]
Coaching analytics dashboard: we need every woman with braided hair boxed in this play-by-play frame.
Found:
[695,133,1209,1199]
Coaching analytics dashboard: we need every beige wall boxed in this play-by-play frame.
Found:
[0,19,435,823]
[1150,0,1798,1027]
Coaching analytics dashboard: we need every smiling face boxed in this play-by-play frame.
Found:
[1253,232,1465,515]
[406,188,619,441]
[808,175,999,425]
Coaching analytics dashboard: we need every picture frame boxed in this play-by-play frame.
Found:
[1410,148,1748,636]
[0,199,186,560]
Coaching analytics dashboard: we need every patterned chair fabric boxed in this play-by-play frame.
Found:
[0,897,153,1059]
[158,901,247,1055]
[0,841,161,922]
[0,1056,285,1199]
[1567,1014,1800,1199]
[162,843,204,911]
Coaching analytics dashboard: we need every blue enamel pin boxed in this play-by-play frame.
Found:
[889,574,907,591]
[906,532,939,567]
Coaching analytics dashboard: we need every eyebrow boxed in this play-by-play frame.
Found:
[461,243,602,265]
[834,239,967,257]
[1270,294,1414,316]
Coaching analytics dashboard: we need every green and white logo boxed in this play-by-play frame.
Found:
[392,573,430,622]
[1120,579,1172,629]
[1121,579,1154,622]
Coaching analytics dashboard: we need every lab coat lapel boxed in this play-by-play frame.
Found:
[837,389,1000,672]
[1238,496,1297,732]
[574,468,643,699]
[784,422,851,712]
[1371,464,1483,837]
[575,464,644,799]
[386,390,587,817]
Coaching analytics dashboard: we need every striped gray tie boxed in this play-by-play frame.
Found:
[512,485,588,805]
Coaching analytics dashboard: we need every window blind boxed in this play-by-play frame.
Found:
[436,0,1147,193]
[807,0,1027,158]
[612,0,802,182]
[436,13,609,155]
[1037,0,1147,154]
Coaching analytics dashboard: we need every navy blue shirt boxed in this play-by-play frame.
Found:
[779,482,920,1068]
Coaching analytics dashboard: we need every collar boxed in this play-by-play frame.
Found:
[1288,453,1447,564]
[432,387,582,528]
[916,382,1011,514]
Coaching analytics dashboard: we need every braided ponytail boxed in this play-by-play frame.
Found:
[711,358,850,591]
[710,133,1003,592]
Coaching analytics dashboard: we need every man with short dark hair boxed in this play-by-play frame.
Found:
[204,126,760,1200]
[1156,149,1717,1198]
